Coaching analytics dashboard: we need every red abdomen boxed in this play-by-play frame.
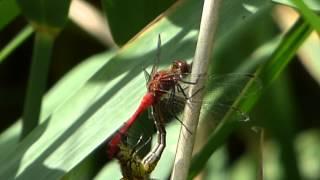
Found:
[107,92,155,158]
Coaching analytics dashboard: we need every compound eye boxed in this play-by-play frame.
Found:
[173,60,183,69]
[172,60,190,74]
[178,61,189,73]
[171,61,179,71]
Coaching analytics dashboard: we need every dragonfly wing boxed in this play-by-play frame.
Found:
[150,34,162,78]
[158,93,186,124]
[198,101,250,123]
[180,73,261,105]
[155,73,259,124]
[206,73,261,104]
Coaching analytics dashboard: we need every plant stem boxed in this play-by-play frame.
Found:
[170,0,221,179]
[0,25,33,63]
[188,17,312,179]
[21,31,54,138]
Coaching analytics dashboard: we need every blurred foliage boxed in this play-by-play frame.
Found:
[0,0,20,30]
[0,0,319,179]
[102,0,176,45]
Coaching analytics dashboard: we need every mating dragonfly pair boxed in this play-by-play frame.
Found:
[105,35,258,179]
[113,102,166,180]
[106,35,193,179]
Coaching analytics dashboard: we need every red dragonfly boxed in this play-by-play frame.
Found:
[106,35,260,159]
[107,35,191,159]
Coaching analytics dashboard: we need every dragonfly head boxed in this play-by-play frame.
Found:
[171,60,191,75]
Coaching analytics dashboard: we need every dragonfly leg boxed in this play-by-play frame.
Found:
[179,73,202,85]
[176,83,189,99]
[176,83,205,101]
[141,104,166,173]
[143,67,151,85]
[179,78,198,85]
[132,136,152,158]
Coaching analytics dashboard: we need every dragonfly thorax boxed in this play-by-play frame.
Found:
[148,71,180,98]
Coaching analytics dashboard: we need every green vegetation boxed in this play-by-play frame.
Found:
[0,0,319,179]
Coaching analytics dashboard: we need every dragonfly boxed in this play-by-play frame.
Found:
[106,35,195,179]
[112,103,166,180]
[106,34,260,166]
[106,35,192,159]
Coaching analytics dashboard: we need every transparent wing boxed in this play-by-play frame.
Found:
[174,73,261,104]
[200,73,261,104]
[150,34,162,79]
[156,73,261,124]
[158,93,250,124]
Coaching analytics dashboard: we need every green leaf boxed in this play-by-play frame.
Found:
[0,0,20,31]
[230,129,320,179]
[101,0,176,45]
[230,155,257,180]
[204,147,228,179]
[0,50,117,179]
[272,0,320,11]
[16,0,71,32]
[0,122,21,160]
[291,0,320,31]
[253,71,300,179]
[0,51,116,158]
[296,130,320,179]
[17,0,72,135]
[189,17,313,179]
[94,161,121,180]
[21,32,55,137]
[0,25,34,64]
[0,0,274,179]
